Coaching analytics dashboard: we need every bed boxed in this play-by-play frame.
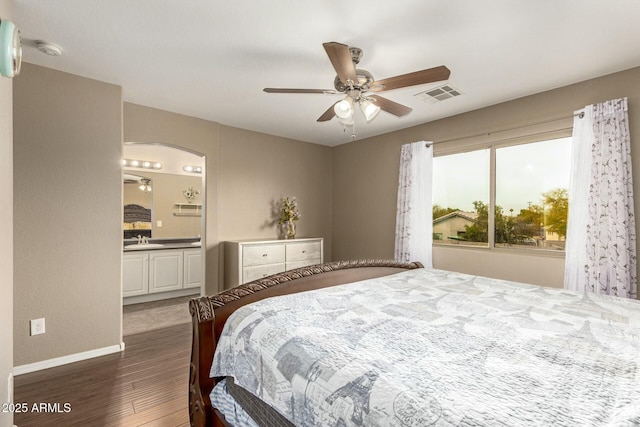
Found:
[189,259,640,427]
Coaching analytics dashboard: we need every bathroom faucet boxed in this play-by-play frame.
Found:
[135,235,150,245]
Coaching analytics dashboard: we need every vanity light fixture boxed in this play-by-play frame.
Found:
[183,165,202,173]
[122,159,162,170]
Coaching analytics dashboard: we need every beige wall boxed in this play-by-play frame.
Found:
[1,1,14,424]
[217,125,333,261]
[13,64,123,365]
[333,66,640,288]
[148,172,202,238]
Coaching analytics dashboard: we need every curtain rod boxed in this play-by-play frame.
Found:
[426,109,584,147]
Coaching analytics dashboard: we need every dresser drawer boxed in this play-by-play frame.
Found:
[285,241,322,262]
[243,263,286,283]
[286,258,321,270]
[243,244,285,267]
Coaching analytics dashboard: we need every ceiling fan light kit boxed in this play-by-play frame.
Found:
[359,98,381,122]
[264,41,451,136]
[334,98,353,119]
[139,178,152,193]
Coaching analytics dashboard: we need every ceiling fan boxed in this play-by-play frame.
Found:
[264,41,451,129]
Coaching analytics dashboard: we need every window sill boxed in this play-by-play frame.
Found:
[433,243,565,259]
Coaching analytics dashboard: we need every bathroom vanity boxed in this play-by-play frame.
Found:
[123,238,202,304]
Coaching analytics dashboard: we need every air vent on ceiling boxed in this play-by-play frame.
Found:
[415,84,462,103]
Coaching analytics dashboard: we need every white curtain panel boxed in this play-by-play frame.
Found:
[564,97,637,298]
[394,141,433,268]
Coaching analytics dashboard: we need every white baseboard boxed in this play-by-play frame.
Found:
[13,342,125,376]
[123,287,200,305]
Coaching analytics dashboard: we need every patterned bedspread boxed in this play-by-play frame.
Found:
[211,268,640,426]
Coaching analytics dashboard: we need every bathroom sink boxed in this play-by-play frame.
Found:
[125,243,165,250]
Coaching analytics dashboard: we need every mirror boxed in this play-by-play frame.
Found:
[123,174,153,239]
[123,143,204,240]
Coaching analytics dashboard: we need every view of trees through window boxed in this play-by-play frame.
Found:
[433,149,489,246]
[432,137,571,250]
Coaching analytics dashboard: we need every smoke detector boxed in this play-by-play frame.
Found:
[35,40,62,56]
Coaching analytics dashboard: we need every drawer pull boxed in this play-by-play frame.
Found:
[302,250,306,253]
[262,254,268,257]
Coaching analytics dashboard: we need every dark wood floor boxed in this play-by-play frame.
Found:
[14,322,192,427]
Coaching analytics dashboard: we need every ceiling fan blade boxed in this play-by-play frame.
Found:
[371,66,450,92]
[368,95,412,117]
[264,88,337,94]
[323,42,357,85]
[317,102,338,122]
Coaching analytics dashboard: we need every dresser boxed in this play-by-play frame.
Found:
[224,238,323,288]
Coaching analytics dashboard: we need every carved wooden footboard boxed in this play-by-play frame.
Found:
[188,259,423,427]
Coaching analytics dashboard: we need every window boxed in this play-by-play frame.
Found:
[432,149,489,246]
[495,138,571,250]
[433,137,571,251]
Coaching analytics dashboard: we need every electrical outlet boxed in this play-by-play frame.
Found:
[30,318,45,336]
[156,220,163,227]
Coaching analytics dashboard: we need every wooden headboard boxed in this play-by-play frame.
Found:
[188,259,424,427]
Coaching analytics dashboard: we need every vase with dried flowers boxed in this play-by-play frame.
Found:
[278,196,300,239]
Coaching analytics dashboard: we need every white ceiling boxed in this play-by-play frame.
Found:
[14,1,640,147]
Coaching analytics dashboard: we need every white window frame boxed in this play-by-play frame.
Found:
[433,129,572,256]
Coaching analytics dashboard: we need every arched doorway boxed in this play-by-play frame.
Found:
[122,142,205,335]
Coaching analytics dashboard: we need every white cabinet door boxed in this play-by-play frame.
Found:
[149,250,183,293]
[123,252,149,297]
[183,249,202,289]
